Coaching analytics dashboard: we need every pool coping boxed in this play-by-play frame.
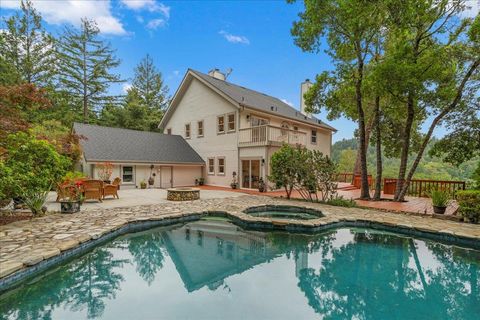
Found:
[1,207,479,294]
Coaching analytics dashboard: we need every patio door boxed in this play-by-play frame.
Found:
[241,159,261,189]
[160,166,172,189]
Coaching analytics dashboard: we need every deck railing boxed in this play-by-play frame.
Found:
[383,178,466,198]
[337,173,466,198]
[238,125,307,147]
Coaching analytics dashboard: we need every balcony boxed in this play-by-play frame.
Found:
[238,125,307,147]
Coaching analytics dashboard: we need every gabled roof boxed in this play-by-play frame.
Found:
[160,69,336,132]
[73,123,204,164]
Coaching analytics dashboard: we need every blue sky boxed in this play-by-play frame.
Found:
[2,0,478,141]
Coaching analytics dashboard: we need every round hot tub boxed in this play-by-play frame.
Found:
[167,188,200,201]
[244,205,324,220]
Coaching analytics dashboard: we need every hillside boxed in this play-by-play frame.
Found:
[332,138,478,182]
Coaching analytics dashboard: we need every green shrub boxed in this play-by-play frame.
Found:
[0,133,71,214]
[457,190,480,223]
[326,195,357,207]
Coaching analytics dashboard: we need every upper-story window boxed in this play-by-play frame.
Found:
[197,120,204,137]
[227,113,236,132]
[185,123,191,139]
[311,130,317,144]
[167,128,172,135]
[217,115,225,134]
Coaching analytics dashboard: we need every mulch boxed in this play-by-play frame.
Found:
[0,211,33,226]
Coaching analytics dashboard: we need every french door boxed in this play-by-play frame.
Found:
[241,159,261,189]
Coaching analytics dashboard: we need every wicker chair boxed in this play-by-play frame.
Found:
[103,177,121,199]
[82,180,104,202]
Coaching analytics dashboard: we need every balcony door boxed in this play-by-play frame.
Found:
[250,116,268,143]
[241,159,261,189]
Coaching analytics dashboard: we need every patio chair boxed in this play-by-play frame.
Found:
[103,177,121,199]
[82,180,104,202]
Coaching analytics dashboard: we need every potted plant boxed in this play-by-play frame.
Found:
[428,188,450,214]
[230,171,238,189]
[60,180,84,214]
[198,177,205,186]
[98,162,113,184]
[148,173,155,187]
[258,177,266,193]
[195,178,199,186]
[140,180,147,189]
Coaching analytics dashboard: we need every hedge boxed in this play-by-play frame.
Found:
[457,190,480,224]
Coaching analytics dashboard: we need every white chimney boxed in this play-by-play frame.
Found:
[300,79,313,117]
[208,68,226,81]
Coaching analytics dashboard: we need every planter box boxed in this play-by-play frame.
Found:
[60,201,81,214]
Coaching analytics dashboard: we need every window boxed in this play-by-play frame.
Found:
[122,166,133,183]
[217,157,225,175]
[197,120,204,137]
[217,115,225,134]
[311,130,317,144]
[227,113,236,132]
[166,128,172,135]
[185,123,191,139]
[208,158,215,175]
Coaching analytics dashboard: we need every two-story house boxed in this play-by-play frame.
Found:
[159,69,336,189]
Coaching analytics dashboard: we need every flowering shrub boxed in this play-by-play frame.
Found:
[97,162,113,181]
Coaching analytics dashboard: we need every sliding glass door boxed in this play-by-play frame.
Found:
[241,159,261,189]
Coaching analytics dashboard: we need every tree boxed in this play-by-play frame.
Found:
[132,54,169,112]
[290,0,385,199]
[0,0,56,85]
[58,19,123,122]
[380,1,480,201]
[269,144,300,199]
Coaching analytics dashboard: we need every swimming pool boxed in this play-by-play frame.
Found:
[0,219,479,319]
[244,205,324,220]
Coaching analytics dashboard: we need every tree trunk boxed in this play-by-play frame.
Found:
[352,116,374,176]
[355,52,370,199]
[393,92,414,201]
[373,96,382,200]
[82,39,88,123]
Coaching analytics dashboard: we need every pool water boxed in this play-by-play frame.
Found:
[1,220,479,319]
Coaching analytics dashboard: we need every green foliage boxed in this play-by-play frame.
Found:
[427,189,450,208]
[269,144,338,202]
[0,132,70,214]
[58,19,123,121]
[0,0,56,85]
[64,171,86,182]
[471,162,480,190]
[326,195,357,208]
[456,190,480,223]
[132,54,169,112]
[269,144,299,199]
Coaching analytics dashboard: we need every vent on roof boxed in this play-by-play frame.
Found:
[270,106,278,111]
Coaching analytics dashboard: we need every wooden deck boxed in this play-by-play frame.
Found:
[198,184,459,217]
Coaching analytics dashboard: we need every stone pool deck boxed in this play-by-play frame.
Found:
[1,195,480,288]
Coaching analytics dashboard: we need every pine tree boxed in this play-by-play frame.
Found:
[131,54,169,113]
[0,0,56,85]
[58,19,123,122]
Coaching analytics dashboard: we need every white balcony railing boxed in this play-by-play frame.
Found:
[238,125,307,147]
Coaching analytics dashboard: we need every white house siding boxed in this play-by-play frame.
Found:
[163,78,239,187]
[173,166,203,187]
[88,162,201,189]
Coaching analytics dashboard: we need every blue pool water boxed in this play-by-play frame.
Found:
[0,219,479,319]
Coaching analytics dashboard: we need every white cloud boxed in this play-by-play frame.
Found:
[219,30,250,45]
[146,18,166,30]
[460,0,480,17]
[2,0,127,35]
[121,0,170,18]
[281,99,294,107]
[122,83,132,93]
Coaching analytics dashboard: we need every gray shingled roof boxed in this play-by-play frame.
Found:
[74,123,204,164]
[190,69,336,131]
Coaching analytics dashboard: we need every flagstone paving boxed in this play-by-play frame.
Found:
[1,195,480,281]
